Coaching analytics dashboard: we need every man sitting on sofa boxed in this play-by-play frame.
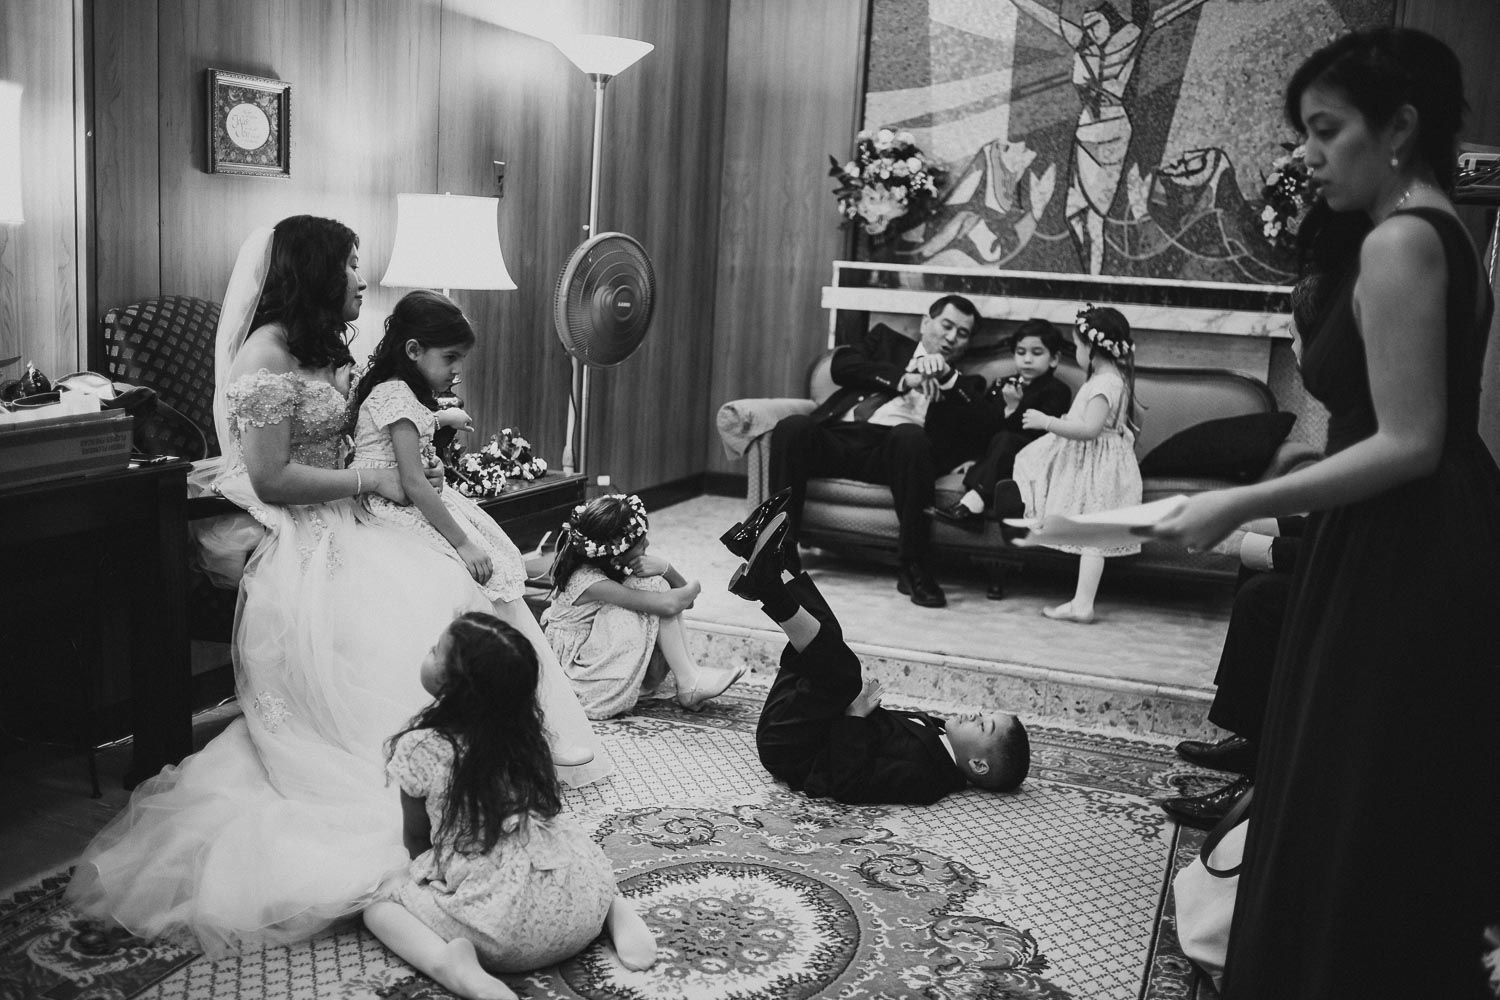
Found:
[768,294,986,608]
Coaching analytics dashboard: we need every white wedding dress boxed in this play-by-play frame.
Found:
[66,229,610,957]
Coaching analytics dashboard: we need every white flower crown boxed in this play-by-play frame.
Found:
[1075,306,1134,360]
[563,493,649,559]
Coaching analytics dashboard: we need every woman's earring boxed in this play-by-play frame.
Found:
[1389,151,1399,170]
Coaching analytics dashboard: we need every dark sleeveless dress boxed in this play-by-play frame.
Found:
[1221,208,1500,998]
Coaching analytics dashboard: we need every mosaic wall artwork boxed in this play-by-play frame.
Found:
[861,0,1393,284]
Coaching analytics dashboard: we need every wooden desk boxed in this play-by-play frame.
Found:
[0,461,193,788]
[474,472,588,549]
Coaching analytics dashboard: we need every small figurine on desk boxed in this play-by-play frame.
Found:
[1,360,50,405]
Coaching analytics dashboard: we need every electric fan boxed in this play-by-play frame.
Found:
[553,231,656,474]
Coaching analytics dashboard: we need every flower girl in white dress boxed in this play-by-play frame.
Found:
[66,218,609,958]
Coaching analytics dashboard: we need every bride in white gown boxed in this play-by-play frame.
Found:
[66,217,611,957]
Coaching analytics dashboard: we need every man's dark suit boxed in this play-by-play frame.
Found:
[768,323,988,564]
[959,371,1073,502]
[755,575,968,805]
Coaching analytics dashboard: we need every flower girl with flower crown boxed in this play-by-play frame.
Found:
[542,494,746,719]
[1011,305,1143,624]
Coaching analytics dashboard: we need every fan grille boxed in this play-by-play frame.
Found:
[553,232,656,368]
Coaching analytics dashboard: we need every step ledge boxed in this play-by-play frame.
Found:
[688,618,1213,705]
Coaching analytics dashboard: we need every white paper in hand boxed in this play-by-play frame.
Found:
[1003,495,1189,549]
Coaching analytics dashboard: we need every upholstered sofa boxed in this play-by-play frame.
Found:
[717,341,1320,587]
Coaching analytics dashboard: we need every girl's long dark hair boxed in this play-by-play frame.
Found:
[550,494,648,591]
[352,290,476,416]
[254,215,358,371]
[386,613,561,859]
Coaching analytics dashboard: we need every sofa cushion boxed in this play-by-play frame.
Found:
[1139,411,1296,484]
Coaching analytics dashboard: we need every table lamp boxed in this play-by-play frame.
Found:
[381,192,516,295]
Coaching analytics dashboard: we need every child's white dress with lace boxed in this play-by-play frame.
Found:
[350,379,525,603]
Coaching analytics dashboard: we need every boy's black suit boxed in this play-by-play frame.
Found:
[755,575,968,805]
[960,370,1073,500]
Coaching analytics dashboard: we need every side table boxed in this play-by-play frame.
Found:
[0,460,193,790]
[474,472,588,551]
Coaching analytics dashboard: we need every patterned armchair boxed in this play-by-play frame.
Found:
[101,295,250,641]
[101,296,222,461]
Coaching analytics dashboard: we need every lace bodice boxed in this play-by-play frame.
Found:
[351,379,437,469]
[224,369,352,472]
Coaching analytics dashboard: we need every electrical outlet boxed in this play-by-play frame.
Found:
[596,474,611,486]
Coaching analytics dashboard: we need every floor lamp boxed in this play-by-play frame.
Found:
[552,33,653,475]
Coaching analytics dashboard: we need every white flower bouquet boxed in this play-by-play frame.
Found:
[1260,142,1314,249]
[829,128,947,240]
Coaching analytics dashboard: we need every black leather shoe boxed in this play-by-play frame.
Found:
[992,480,1026,520]
[1174,734,1257,776]
[929,502,986,533]
[1159,775,1252,830]
[896,560,946,607]
[728,512,789,602]
[720,488,793,559]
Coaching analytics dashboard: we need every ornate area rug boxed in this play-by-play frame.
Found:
[3,691,1235,1000]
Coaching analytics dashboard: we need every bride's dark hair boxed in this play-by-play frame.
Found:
[253,215,358,371]
[386,613,561,859]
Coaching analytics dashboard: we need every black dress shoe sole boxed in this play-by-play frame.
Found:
[728,513,789,602]
[720,490,793,559]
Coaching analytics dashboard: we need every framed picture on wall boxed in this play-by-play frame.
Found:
[206,69,290,178]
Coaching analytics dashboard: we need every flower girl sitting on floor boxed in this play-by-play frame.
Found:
[368,612,656,1000]
[542,494,746,718]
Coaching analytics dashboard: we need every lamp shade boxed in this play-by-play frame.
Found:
[0,82,22,225]
[553,34,653,77]
[381,193,516,290]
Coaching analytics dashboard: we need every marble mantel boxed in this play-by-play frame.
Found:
[821,261,1297,382]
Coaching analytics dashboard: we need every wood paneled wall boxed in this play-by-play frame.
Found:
[705,0,867,476]
[0,0,81,381]
[82,0,728,491]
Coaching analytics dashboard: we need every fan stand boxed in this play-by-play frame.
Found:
[561,71,613,476]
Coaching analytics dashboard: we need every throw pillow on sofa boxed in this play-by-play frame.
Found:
[1139,411,1296,484]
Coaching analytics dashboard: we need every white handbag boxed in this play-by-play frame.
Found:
[1172,785,1253,989]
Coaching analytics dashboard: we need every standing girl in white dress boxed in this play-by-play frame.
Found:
[1012,305,1142,623]
[542,494,746,718]
[350,289,596,766]
[369,612,656,1000]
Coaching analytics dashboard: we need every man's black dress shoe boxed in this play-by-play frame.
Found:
[1160,775,1252,830]
[720,488,792,559]
[896,560,946,607]
[728,512,789,602]
[930,502,986,533]
[1174,734,1258,776]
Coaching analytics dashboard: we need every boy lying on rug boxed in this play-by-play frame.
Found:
[722,507,1030,805]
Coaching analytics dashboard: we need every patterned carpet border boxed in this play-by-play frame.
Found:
[2,692,1226,1000]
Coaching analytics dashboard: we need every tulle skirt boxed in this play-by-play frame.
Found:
[66,494,610,956]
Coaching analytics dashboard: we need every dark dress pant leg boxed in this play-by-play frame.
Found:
[756,576,864,786]
[770,415,871,543]
[1206,569,1293,740]
[861,423,936,562]
[962,430,1031,498]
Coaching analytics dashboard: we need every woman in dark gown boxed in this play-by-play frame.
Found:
[1150,28,1500,998]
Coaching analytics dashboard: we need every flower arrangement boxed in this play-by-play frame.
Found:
[1260,142,1314,249]
[828,128,947,240]
[443,425,548,499]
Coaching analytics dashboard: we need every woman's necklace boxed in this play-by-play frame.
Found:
[1390,181,1430,215]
